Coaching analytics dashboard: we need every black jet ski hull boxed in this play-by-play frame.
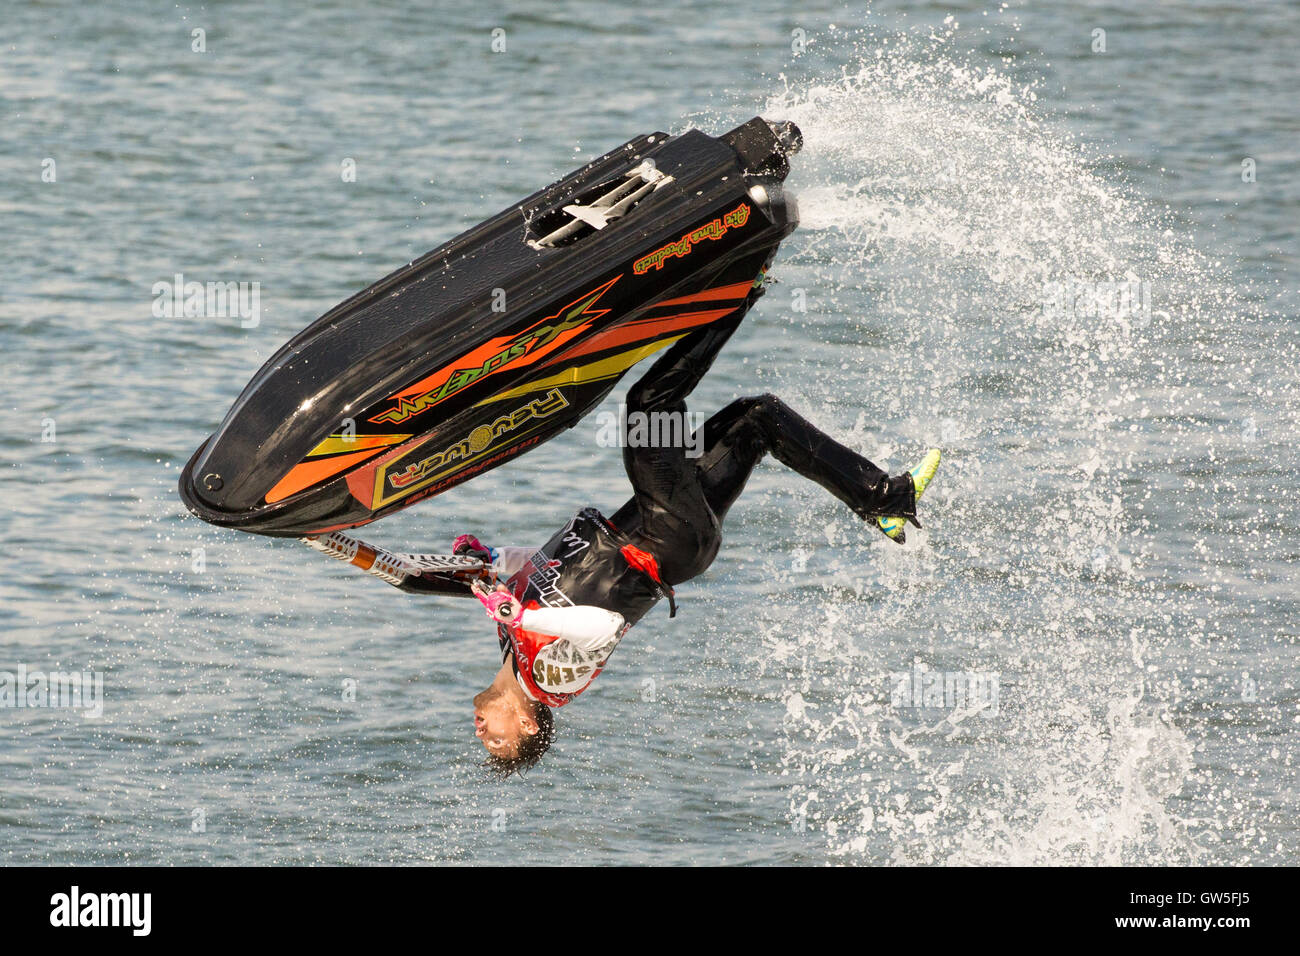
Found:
[179,117,800,537]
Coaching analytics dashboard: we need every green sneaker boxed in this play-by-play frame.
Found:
[877,448,941,544]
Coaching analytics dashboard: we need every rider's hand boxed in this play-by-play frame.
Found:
[452,534,492,563]
[473,582,521,624]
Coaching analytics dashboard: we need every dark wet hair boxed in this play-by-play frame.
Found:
[484,700,554,778]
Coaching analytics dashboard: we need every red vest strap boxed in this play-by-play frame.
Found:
[620,545,676,617]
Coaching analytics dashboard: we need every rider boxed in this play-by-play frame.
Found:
[457,309,941,774]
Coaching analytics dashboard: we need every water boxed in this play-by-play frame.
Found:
[2,1,1296,864]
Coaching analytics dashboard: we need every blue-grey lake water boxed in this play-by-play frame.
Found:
[2,0,1296,864]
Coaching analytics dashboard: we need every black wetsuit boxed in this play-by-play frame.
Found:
[607,310,915,588]
[466,310,915,706]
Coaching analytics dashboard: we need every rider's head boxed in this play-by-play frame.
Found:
[473,674,553,775]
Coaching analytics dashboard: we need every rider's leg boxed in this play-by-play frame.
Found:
[606,318,748,585]
[693,394,916,525]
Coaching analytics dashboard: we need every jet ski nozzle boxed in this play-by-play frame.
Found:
[720,116,803,179]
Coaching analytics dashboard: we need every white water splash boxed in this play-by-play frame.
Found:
[755,25,1254,864]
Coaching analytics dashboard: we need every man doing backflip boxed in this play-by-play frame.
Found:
[449,309,941,774]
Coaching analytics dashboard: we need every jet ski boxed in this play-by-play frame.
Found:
[179,116,801,537]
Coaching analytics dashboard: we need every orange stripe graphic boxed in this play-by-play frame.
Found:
[265,448,382,504]
[651,280,753,310]
[540,307,737,367]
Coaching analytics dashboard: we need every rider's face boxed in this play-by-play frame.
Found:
[473,684,524,759]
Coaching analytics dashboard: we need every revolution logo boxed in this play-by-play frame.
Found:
[386,388,570,491]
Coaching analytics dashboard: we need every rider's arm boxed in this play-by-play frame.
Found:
[516,605,625,651]
[473,585,624,652]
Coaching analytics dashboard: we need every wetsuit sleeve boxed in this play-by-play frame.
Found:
[517,606,624,651]
[490,547,533,580]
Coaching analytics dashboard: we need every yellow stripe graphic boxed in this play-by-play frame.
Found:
[306,433,412,457]
[472,337,684,407]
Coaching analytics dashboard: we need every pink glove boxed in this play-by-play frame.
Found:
[473,581,521,624]
[453,534,492,563]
